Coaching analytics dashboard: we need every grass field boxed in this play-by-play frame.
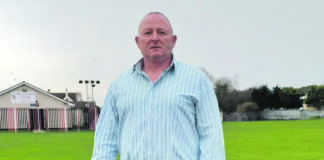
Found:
[0,119,323,160]
[223,119,324,160]
[0,131,94,160]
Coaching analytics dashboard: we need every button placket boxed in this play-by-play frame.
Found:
[144,84,154,152]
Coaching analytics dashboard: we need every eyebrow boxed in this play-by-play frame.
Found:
[142,28,168,32]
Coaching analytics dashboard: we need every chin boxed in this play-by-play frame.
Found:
[147,52,164,58]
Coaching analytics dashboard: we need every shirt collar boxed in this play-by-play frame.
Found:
[132,54,176,74]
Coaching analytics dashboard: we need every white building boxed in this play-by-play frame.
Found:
[0,81,74,108]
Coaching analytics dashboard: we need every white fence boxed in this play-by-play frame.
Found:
[224,110,324,121]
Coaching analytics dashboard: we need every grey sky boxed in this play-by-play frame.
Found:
[1,0,323,106]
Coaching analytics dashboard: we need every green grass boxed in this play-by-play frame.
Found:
[0,119,323,160]
[0,131,94,160]
[223,119,324,160]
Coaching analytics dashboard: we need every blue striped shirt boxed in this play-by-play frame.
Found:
[92,58,225,160]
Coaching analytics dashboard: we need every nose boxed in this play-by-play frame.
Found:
[151,32,159,41]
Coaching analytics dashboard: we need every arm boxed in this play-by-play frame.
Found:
[196,75,225,160]
[92,85,119,160]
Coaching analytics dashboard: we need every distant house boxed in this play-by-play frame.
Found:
[0,81,74,108]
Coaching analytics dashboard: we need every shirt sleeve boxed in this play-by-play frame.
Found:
[196,74,225,160]
[91,84,119,160]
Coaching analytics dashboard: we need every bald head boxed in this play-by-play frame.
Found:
[138,12,173,34]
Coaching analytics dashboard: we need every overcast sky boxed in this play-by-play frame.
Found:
[1,0,323,106]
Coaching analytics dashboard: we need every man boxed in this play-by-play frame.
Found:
[92,12,225,160]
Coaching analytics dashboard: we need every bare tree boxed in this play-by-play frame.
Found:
[214,77,236,113]
[199,67,215,82]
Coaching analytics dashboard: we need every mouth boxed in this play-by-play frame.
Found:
[150,46,161,49]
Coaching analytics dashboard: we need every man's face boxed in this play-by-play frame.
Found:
[135,14,177,61]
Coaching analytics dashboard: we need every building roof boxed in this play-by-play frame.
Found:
[74,101,99,108]
[0,81,74,106]
[50,93,78,102]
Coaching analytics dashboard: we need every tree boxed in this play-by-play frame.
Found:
[271,86,281,109]
[214,78,236,113]
[236,89,253,105]
[224,90,241,113]
[298,85,315,95]
[279,87,304,109]
[305,85,324,109]
[251,85,272,110]
[200,67,215,82]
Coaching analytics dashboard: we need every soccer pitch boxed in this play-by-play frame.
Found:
[0,119,323,160]
[223,119,324,160]
[0,131,94,160]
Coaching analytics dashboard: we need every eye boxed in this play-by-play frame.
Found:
[144,31,152,35]
[159,31,166,34]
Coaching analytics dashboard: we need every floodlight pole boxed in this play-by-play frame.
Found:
[85,80,89,101]
[79,80,100,130]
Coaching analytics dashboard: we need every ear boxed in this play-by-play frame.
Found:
[172,35,177,45]
[135,36,140,47]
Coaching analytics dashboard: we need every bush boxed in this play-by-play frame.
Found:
[236,102,258,112]
[307,115,323,120]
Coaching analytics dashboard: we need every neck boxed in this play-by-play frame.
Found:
[142,55,172,82]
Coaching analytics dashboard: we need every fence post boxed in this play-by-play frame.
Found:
[27,108,30,132]
[37,108,41,131]
[14,107,17,132]
[46,108,49,132]
[77,107,80,130]
[13,107,18,132]
[64,108,67,131]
